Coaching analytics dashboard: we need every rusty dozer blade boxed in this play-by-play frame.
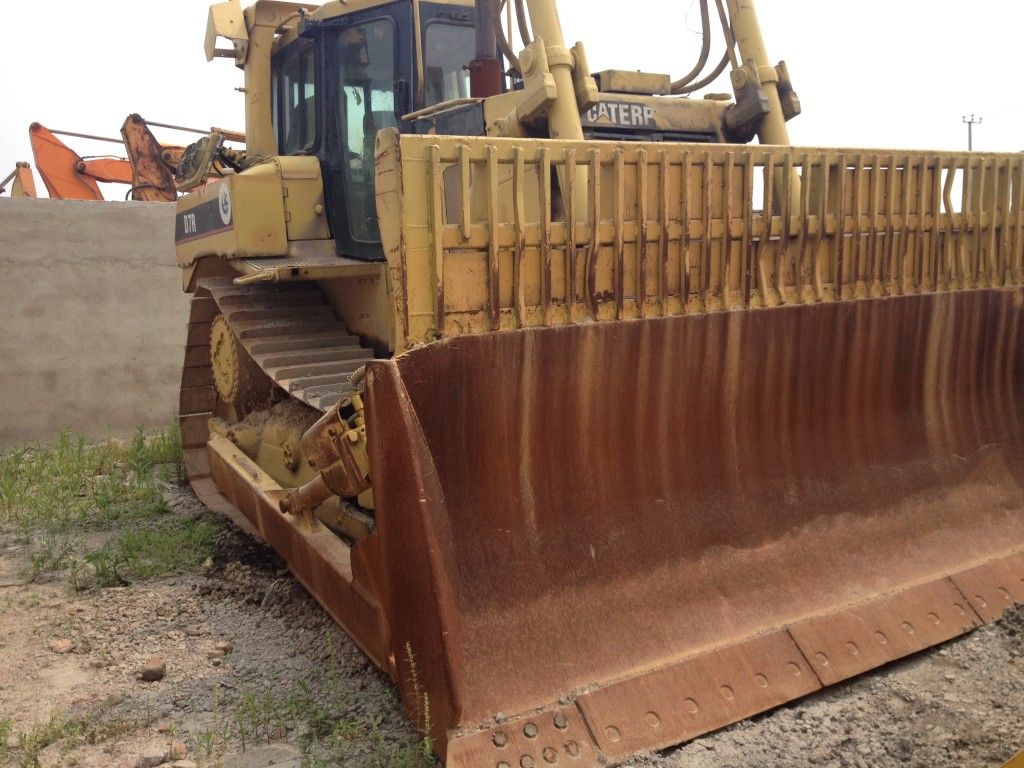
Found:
[358,134,1024,765]
[365,292,1024,764]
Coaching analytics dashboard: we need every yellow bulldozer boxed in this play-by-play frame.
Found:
[174,0,1024,764]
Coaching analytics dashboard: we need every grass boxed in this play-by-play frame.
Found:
[80,516,220,588]
[190,646,437,768]
[0,426,435,766]
[0,717,11,763]
[3,703,159,768]
[13,711,79,768]
[0,422,219,588]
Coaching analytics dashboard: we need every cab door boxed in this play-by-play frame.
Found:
[314,4,413,261]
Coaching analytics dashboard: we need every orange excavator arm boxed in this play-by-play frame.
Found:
[0,162,37,197]
[28,122,131,200]
[80,157,134,185]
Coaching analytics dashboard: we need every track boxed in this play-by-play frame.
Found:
[176,274,380,573]
[179,275,374,477]
[181,276,359,499]
[177,275,389,672]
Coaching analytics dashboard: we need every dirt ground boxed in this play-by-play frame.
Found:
[2,484,1024,767]
[0,487,423,768]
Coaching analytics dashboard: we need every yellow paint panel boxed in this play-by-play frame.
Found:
[376,129,1024,353]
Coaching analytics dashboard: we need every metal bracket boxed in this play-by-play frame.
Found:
[570,42,601,112]
[514,38,559,127]
[775,60,801,122]
[175,132,226,192]
[205,0,248,65]
[724,64,771,142]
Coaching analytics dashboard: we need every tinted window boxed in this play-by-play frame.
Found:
[338,19,396,242]
[424,22,474,105]
[280,46,316,154]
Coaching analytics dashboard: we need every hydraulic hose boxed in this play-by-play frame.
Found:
[495,0,522,74]
[671,0,712,92]
[672,0,737,95]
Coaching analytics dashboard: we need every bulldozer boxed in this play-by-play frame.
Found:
[174,0,1024,764]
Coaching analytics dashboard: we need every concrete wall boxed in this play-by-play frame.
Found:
[0,198,189,443]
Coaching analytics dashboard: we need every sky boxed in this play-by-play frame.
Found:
[3,0,1023,198]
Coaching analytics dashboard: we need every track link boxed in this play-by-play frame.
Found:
[201,277,373,412]
[177,276,375,524]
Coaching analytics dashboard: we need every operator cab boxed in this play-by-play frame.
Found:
[271,1,476,260]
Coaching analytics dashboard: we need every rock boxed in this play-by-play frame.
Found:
[139,656,166,682]
[134,751,165,768]
[170,761,198,768]
[48,638,74,654]
[168,741,188,760]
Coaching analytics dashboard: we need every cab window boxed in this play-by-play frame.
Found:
[423,22,474,105]
[338,18,397,242]
[279,45,316,154]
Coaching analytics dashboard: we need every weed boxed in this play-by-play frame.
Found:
[404,643,434,765]
[216,645,437,768]
[0,423,215,587]
[15,710,80,768]
[191,685,233,760]
[0,422,182,534]
[83,549,129,589]
[25,533,76,582]
[5,702,156,767]
[0,448,26,519]
[194,727,216,759]
[0,717,11,762]
[90,516,218,585]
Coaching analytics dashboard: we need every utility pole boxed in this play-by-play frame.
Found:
[962,114,982,151]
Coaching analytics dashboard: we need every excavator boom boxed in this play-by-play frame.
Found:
[0,162,36,197]
[29,122,111,199]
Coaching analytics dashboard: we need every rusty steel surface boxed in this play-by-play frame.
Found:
[360,286,1024,762]
[120,113,179,202]
[178,228,1024,764]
